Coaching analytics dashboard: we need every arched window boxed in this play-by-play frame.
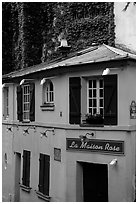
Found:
[43,80,54,104]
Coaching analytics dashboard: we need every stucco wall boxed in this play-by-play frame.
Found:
[114,2,136,51]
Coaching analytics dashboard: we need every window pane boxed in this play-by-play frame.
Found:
[93,99,96,107]
[89,99,92,107]
[100,79,103,88]
[89,90,92,98]
[89,108,92,114]
[100,99,103,107]
[93,108,96,114]
[93,89,96,97]
[100,108,103,116]
[100,89,103,97]
[93,80,96,88]
[89,80,92,88]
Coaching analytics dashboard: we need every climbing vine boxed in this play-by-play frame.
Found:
[2,2,115,74]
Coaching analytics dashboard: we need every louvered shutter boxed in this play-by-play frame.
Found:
[104,75,117,125]
[43,155,50,196]
[26,151,30,187]
[69,77,81,124]
[22,151,26,186]
[30,83,35,121]
[39,154,44,193]
[17,85,23,121]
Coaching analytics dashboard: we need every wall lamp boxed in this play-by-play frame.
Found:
[102,67,124,76]
[40,128,55,138]
[23,127,29,135]
[23,126,36,135]
[79,132,95,141]
[109,158,118,166]
[6,126,12,132]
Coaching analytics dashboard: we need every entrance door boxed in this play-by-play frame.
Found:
[14,152,21,202]
[83,162,108,202]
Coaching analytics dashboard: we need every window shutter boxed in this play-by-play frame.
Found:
[104,75,117,125]
[30,83,35,121]
[17,85,23,121]
[69,77,81,124]
[39,154,44,193]
[43,155,50,196]
[26,151,30,187]
[22,151,26,186]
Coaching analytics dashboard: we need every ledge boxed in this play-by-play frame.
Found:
[35,190,51,201]
[20,184,32,192]
[2,121,136,132]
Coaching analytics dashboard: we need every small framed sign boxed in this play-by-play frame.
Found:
[54,148,61,162]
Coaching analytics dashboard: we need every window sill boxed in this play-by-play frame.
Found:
[20,184,32,192]
[80,121,104,127]
[35,190,51,201]
[40,103,55,111]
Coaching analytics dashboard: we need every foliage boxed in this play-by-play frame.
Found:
[2,2,115,74]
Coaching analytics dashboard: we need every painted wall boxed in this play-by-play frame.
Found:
[114,2,136,51]
[2,60,136,201]
[66,128,136,202]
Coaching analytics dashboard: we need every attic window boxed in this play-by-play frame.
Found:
[41,79,55,111]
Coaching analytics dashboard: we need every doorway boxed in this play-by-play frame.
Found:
[14,152,21,202]
[82,162,108,202]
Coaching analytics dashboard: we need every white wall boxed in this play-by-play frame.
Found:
[114,2,136,52]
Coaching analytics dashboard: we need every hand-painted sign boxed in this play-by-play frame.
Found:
[66,139,124,155]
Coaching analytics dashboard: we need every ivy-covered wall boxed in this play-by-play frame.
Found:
[2,2,115,74]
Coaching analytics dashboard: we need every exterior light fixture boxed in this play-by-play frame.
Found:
[20,79,34,85]
[6,126,12,132]
[109,158,118,166]
[23,127,29,135]
[79,132,95,141]
[102,68,110,76]
[40,128,55,138]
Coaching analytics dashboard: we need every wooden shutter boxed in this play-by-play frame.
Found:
[17,85,23,121]
[39,154,44,193]
[104,75,117,125]
[30,83,35,121]
[43,155,50,196]
[22,150,30,187]
[69,77,81,124]
[26,151,30,187]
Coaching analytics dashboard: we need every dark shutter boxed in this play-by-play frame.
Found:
[17,85,23,121]
[69,77,81,124]
[39,154,50,195]
[26,151,30,187]
[30,83,35,121]
[104,75,117,125]
[43,155,50,196]
[22,150,30,187]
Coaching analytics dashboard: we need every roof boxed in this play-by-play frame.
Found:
[3,44,136,80]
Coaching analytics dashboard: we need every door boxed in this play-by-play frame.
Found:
[14,152,21,202]
[83,162,108,202]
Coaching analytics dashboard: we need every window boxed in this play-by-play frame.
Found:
[88,78,104,116]
[41,80,54,111]
[43,80,54,104]
[17,83,35,122]
[22,150,31,187]
[3,87,9,119]
[23,84,30,121]
[38,154,50,196]
[69,75,117,126]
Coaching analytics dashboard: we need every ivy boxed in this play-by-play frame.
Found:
[2,2,115,74]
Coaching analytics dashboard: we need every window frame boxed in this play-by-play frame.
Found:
[3,87,9,119]
[22,84,30,122]
[87,77,104,116]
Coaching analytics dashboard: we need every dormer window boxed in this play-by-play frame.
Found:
[44,80,54,104]
[41,79,55,111]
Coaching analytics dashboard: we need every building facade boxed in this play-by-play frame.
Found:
[2,44,136,202]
